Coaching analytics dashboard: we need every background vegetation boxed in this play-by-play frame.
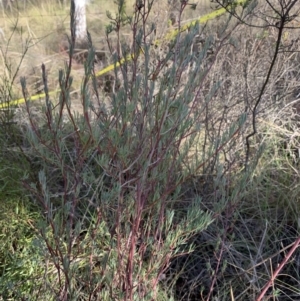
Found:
[1,0,300,300]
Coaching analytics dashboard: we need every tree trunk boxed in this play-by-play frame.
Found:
[73,0,87,41]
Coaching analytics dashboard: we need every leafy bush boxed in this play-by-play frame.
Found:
[14,1,223,299]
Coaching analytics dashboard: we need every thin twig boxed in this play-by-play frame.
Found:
[255,235,300,301]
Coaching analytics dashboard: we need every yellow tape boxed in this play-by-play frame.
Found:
[95,54,134,77]
[164,0,246,42]
[0,0,246,109]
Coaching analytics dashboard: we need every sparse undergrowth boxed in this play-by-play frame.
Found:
[1,0,300,300]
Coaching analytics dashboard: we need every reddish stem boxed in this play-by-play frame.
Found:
[255,235,300,301]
